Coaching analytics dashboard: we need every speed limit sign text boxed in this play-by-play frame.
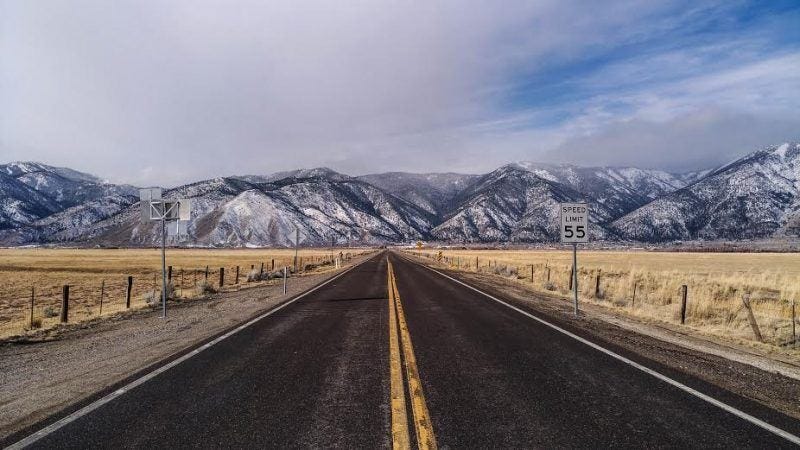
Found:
[560,203,589,243]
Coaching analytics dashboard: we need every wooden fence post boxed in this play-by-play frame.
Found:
[61,285,69,323]
[546,267,551,282]
[126,276,133,309]
[180,269,184,297]
[741,294,763,342]
[205,266,209,280]
[235,266,240,284]
[680,285,688,324]
[30,286,35,328]
[219,267,225,288]
[271,259,274,271]
[631,282,637,308]
[99,280,105,315]
[595,270,601,298]
[569,267,574,291]
[530,265,534,283]
[167,266,172,282]
[792,298,796,344]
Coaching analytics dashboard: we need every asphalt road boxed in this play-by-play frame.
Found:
[11,251,800,448]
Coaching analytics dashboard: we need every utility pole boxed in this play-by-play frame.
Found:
[293,227,299,272]
[161,216,167,318]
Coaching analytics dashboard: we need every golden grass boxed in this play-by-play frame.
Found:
[411,249,800,347]
[0,248,366,337]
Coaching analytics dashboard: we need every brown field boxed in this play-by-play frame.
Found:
[409,249,800,348]
[0,248,367,338]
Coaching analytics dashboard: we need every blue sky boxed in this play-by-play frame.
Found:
[1,0,799,185]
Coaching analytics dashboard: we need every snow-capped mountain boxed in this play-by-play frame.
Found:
[356,172,479,217]
[82,170,437,247]
[0,162,138,243]
[509,162,694,218]
[431,165,616,242]
[611,143,800,241]
[2,142,798,246]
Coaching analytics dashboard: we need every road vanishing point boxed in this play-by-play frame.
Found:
[6,251,800,449]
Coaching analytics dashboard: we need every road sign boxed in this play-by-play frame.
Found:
[139,187,162,202]
[167,220,188,237]
[560,203,589,244]
[137,191,191,319]
[178,199,191,221]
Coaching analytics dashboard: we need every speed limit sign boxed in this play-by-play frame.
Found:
[560,203,589,243]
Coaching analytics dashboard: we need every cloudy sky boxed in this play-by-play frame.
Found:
[1,1,799,186]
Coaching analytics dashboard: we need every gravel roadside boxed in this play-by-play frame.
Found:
[0,252,376,441]
[402,253,800,422]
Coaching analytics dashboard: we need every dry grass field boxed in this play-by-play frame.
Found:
[0,247,366,338]
[410,249,800,347]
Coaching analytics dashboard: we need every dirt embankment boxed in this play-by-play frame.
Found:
[0,252,375,442]
[404,254,800,422]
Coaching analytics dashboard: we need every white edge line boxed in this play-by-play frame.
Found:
[403,254,800,446]
[6,258,370,450]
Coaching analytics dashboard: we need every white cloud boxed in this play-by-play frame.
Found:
[1,0,798,183]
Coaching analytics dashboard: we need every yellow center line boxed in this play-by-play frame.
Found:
[388,260,411,450]
[389,260,438,450]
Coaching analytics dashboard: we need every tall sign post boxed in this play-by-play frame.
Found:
[140,188,191,318]
[560,203,589,317]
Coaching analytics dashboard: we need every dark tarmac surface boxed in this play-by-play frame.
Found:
[15,251,799,449]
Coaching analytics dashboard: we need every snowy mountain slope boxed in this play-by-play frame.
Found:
[0,171,62,230]
[510,162,695,219]
[3,142,798,246]
[356,172,479,217]
[432,165,616,242]
[233,167,354,184]
[1,161,137,206]
[0,162,139,243]
[83,172,437,247]
[611,142,800,241]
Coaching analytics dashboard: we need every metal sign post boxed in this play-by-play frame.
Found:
[140,189,191,318]
[560,203,589,317]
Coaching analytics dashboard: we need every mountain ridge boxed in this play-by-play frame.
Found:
[1,142,795,246]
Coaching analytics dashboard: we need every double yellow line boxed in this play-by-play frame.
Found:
[388,260,437,450]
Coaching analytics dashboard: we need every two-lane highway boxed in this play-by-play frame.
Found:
[8,250,800,449]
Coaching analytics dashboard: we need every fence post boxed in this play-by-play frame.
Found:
[30,286,35,328]
[595,270,601,298]
[126,276,133,309]
[569,267,574,291]
[476,257,479,271]
[530,265,534,283]
[546,267,551,282]
[271,259,274,271]
[61,285,69,323]
[283,266,287,294]
[205,266,209,280]
[168,265,172,282]
[180,268,184,297]
[792,298,796,344]
[235,266,240,284]
[680,285,688,324]
[99,280,105,316]
[631,282,637,308]
[742,294,763,342]
[219,267,225,288]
